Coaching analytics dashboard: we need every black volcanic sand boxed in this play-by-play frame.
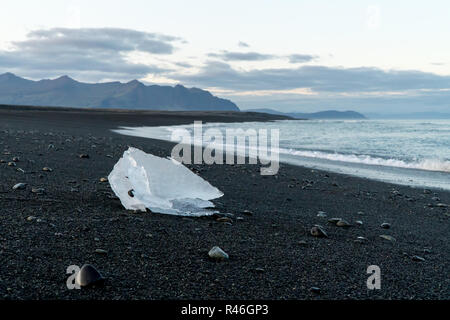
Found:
[0,105,449,300]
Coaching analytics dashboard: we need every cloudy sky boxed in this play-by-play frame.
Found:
[1,0,450,114]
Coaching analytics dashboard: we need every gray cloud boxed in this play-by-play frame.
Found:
[173,61,193,68]
[0,28,180,81]
[174,61,450,93]
[209,50,318,64]
[238,41,250,48]
[208,51,276,61]
[288,54,317,63]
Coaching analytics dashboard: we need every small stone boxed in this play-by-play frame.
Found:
[79,154,90,159]
[94,249,108,254]
[317,211,327,218]
[357,211,364,215]
[8,162,16,167]
[208,246,229,260]
[254,268,265,273]
[412,255,425,262]
[328,218,342,225]
[298,240,308,246]
[436,203,448,208]
[99,177,108,183]
[380,235,396,242]
[310,287,321,294]
[31,187,45,194]
[236,217,244,221]
[216,217,233,223]
[42,167,53,172]
[381,223,391,229]
[12,183,27,190]
[336,219,351,228]
[310,225,328,238]
[12,157,19,162]
[241,210,253,216]
[354,236,368,243]
[26,216,37,221]
[355,220,363,226]
[75,264,105,287]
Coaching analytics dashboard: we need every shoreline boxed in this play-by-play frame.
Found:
[0,106,448,300]
[113,122,450,192]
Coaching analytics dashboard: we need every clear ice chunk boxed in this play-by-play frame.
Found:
[108,147,223,216]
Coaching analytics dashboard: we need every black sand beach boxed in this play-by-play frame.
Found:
[0,105,448,300]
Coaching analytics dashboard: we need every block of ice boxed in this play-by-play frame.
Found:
[108,147,223,216]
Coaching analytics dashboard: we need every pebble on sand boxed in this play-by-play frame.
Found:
[412,255,425,262]
[354,236,368,243]
[42,167,53,172]
[381,223,391,229]
[310,287,321,294]
[317,211,327,218]
[310,225,328,238]
[31,187,45,194]
[95,249,108,254]
[75,264,105,287]
[216,217,233,223]
[327,218,341,225]
[79,154,90,159]
[12,183,27,190]
[208,246,229,260]
[379,235,396,242]
[336,219,351,228]
[99,177,108,183]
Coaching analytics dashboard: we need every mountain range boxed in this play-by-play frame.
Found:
[0,73,239,111]
[246,108,366,119]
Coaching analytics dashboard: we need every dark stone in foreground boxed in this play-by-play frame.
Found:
[75,264,105,288]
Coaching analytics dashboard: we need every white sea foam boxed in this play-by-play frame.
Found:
[280,148,450,173]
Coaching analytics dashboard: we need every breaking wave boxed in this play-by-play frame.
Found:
[280,148,450,173]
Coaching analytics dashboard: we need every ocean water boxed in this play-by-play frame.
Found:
[113,119,450,191]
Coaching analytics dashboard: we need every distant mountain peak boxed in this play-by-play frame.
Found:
[54,75,76,82]
[127,79,142,85]
[0,72,19,79]
[0,73,239,111]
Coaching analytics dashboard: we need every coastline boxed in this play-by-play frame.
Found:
[0,106,448,299]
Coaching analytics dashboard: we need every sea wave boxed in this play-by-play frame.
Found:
[280,148,450,173]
